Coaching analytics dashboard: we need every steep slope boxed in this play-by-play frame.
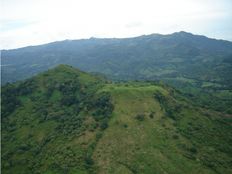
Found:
[2,32,232,88]
[2,65,232,174]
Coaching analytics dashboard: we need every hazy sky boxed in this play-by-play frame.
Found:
[1,0,232,49]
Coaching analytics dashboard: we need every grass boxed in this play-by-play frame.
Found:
[92,83,232,174]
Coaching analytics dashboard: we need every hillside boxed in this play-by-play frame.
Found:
[2,65,232,174]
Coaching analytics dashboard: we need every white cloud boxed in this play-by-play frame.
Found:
[1,0,232,49]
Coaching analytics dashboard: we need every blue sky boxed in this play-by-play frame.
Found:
[1,0,232,49]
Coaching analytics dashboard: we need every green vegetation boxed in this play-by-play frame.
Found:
[1,65,113,174]
[1,65,232,174]
[2,32,232,114]
[93,82,232,174]
[164,77,232,114]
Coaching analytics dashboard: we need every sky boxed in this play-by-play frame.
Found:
[1,0,232,49]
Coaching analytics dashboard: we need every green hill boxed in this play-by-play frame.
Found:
[2,65,232,174]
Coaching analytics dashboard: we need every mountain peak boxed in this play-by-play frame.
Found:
[172,31,194,36]
[21,64,103,90]
[49,64,95,77]
[52,64,78,72]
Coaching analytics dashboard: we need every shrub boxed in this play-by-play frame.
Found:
[135,114,145,121]
[154,92,166,106]
[60,95,78,106]
[124,124,128,128]
[96,132,103,140]
[172,134,179,139]
[84,156,94,166]
[149,112,155,118]
[18,144,31,151]
[189,147,198,154]
[100,119,108,130]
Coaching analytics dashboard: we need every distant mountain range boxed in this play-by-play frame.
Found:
[2,31,232,88]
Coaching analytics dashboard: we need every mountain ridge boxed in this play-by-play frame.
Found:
[2,31,232,51]
[2,31,232,85]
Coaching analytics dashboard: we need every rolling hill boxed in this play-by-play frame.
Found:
[2,65,232,174]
